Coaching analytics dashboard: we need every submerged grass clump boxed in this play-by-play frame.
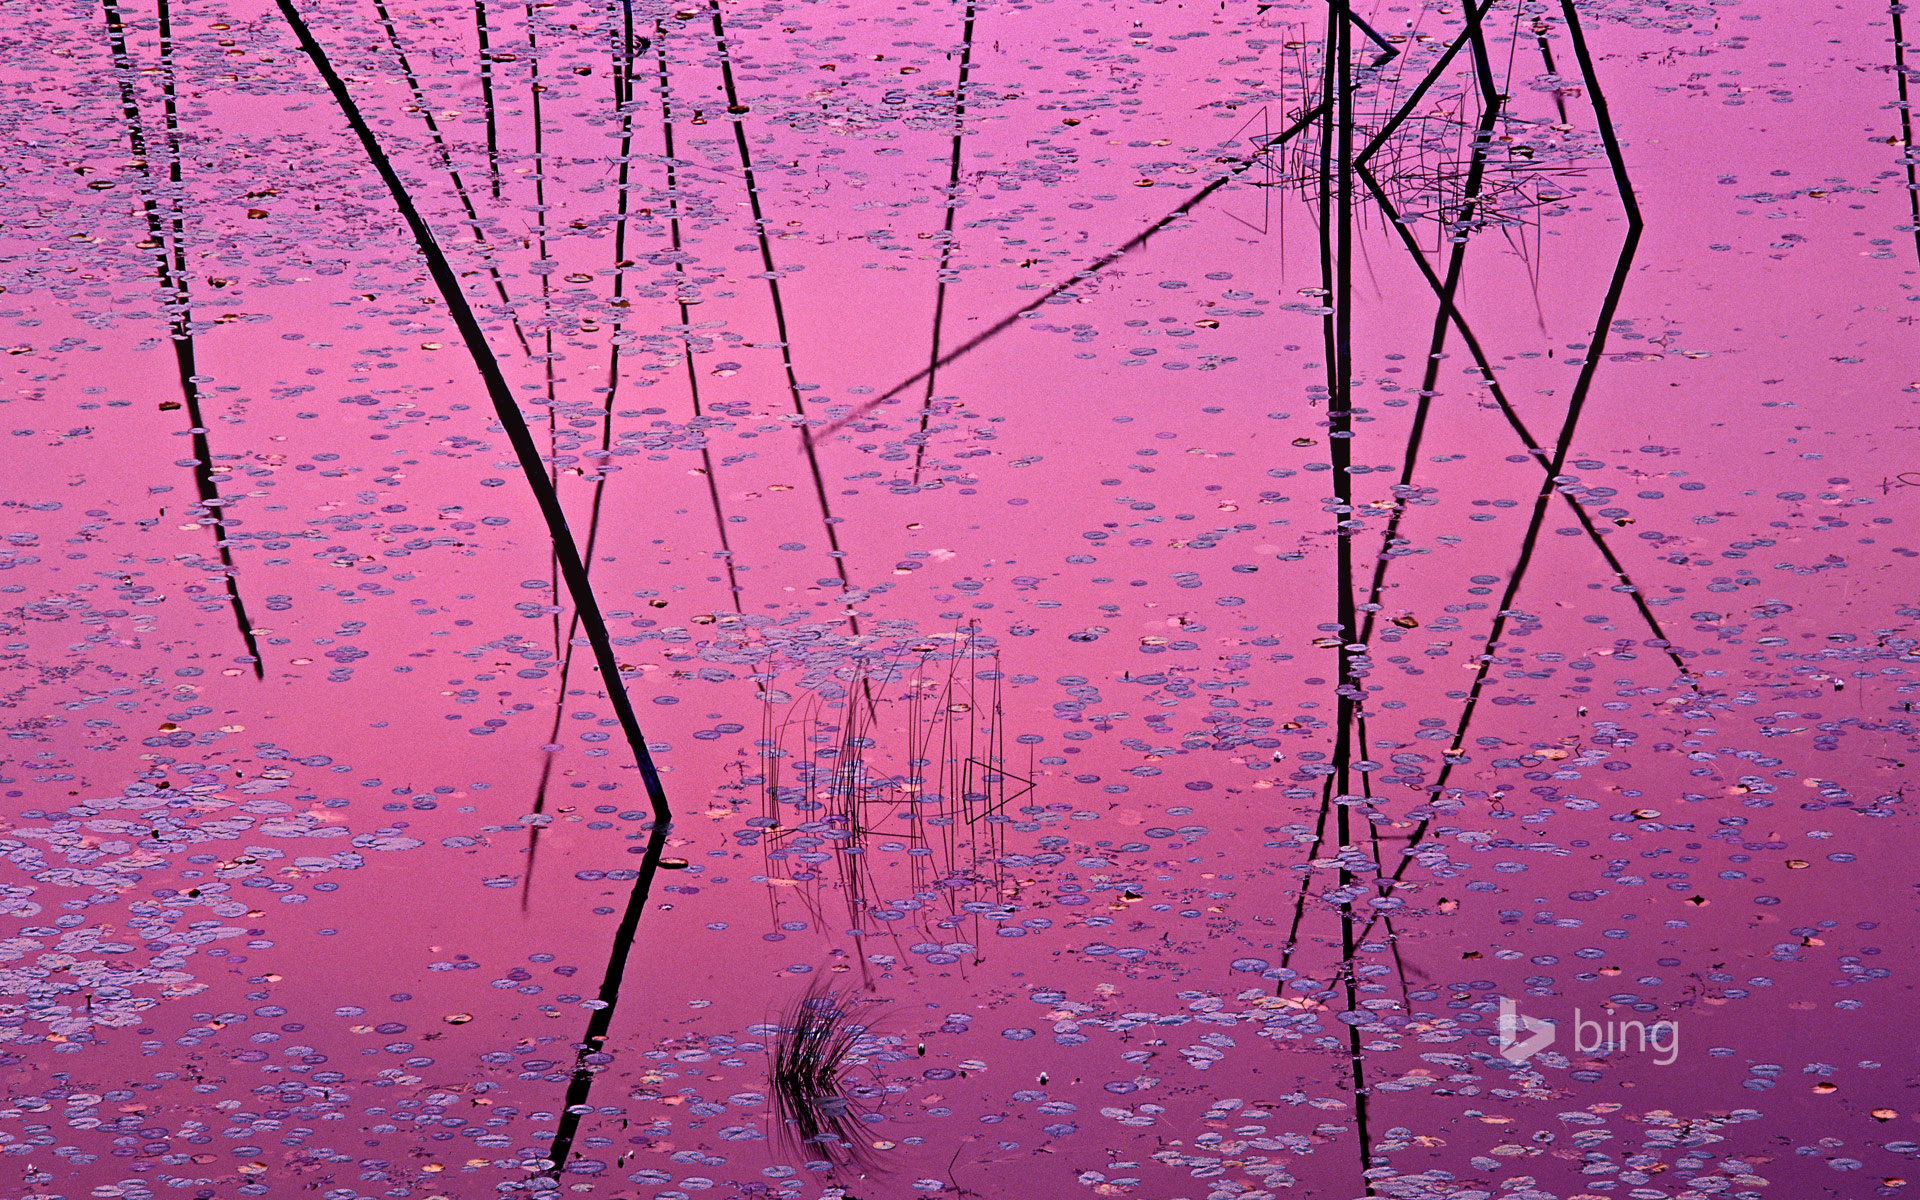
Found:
[770,980,883,1171]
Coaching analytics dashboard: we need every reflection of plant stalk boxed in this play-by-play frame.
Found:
[911,0,976,484]
[380,0,560,910]
[708,0,860,632]
[524,0,564,685]
[102,0,263,678]
[1893,1,1920,265]
[1278,4,1515,1025]
[1350,159,1687,679]
[524,0,567,910]
[526,11,747,908]
[653,20,743,609]
[1357,0,1645,946]
[476,0,501,199]
[1312,2,1377,1189]
[757,634,1022,965]
[544,820,672,1174]
[372,0,531,356]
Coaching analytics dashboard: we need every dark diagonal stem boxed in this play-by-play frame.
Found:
[820,1,1491,439]
[1352,160,1689,678]
[279,0,671,823]
[827,103,1329,432]
[1355,0,1498,168]
[1357,0,1644,941]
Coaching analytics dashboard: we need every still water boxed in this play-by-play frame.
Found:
[0,0,1916,1196]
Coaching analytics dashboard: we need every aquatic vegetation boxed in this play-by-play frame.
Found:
[769,979,884,1170]
[0,0,1909,1197]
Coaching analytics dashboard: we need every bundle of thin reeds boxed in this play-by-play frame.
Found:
[769,979,882,1169]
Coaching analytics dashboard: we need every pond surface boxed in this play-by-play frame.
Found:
[0,0,1916,1197]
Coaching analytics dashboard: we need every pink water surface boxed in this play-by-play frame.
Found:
[0,0,1917,1197]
